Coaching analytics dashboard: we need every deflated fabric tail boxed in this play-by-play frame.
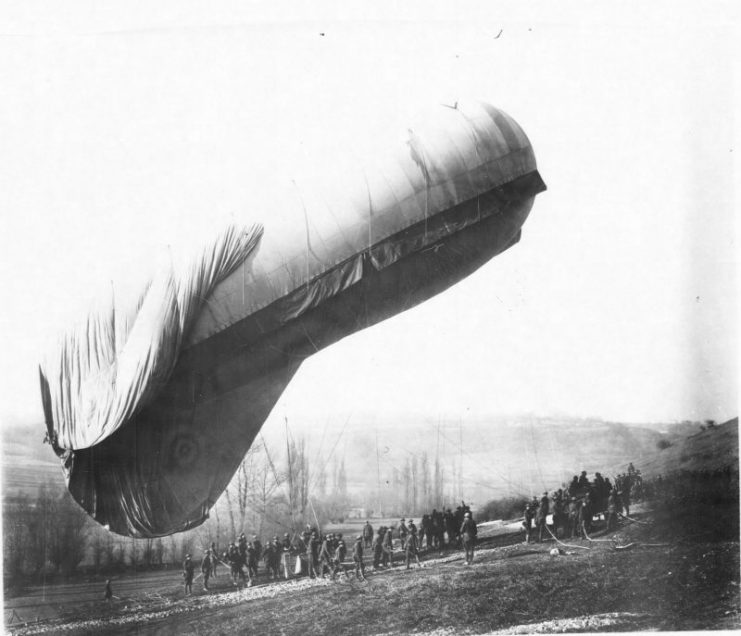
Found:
[39,223,264,452]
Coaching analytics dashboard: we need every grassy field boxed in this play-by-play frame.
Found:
[10,496,740,635]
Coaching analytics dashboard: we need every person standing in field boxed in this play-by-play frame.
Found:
[201,549,212,591]
[183,554,195,595]
[372,527,385,570]
[536,492,550,542]
[352,534,366,580]
[210,542,218,577]
[363,520,374,549]
[523,502,534,543]
[405,526,422,569]
[460,511,477,565]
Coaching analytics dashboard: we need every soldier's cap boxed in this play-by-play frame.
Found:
[253,535,258,539]
[357,535,363,540]
[186,554,191,558]
[284,533,290,537]
[464,512,471,517]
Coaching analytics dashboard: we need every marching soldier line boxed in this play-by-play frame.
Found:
[180,465,646,595]
[180,502,480,595]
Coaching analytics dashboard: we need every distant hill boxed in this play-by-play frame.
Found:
[291,415,693,506]
[1,415,724,509]
[634,417,739,478]
[1,424,64,500]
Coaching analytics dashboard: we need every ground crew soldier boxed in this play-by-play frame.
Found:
[201,549,212,591]
[318,534,333,578]
[523,502,534,543]
[580,491,594,537]
[420,514,432,550]
[622,484,631,517]
[308,531,319,578]
[405,526,422,569]
[460,511,477,565]
[252,535,262,575]
[372,527,385,570]
[183,554,195,595]
[536,492,550,543]
[398,518,409,549]
[227,542,240,586]
[210,542,218,577]
[363,520,374,549]
[281,533,293,580]
[567,497,580,538]
[606,490,620,531]
[352,534,366,580]
[103,579,113,603]
[246,541,258,582]
[382,525,395,568]
[407,519,417,537]
[331,534,349,580]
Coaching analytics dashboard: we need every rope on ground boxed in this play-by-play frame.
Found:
[582,527,614,543]
[619,513,649,525]
[545,524,591,550]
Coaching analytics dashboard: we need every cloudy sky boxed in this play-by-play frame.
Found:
[0,1,737,440]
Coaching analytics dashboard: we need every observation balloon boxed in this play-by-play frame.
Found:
[39,101,546,537]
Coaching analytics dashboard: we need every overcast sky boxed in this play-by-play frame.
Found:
[0,1,737,439]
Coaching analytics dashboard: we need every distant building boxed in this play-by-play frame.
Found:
[345,507,368,519]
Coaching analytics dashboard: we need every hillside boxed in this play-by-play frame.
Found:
[1,416,695,507]
[1,425,63,500]
[635,417,738,478]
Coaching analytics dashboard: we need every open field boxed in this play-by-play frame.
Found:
[7,500,740,635]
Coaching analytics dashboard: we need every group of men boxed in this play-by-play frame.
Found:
[181,506,480,594]
[522,468,634,543]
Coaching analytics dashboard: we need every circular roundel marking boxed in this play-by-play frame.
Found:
[168,433,200,470]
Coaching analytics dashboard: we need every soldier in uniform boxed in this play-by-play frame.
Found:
[318,534,333,578]
[580,491,594,537]
[245,541,257,582]
[352,534,366,580]
[606,489,619,531]
[622,483,631,517]
[398,518,409,549]
[372,527,385,570]
[420,514,432,550]
[405,525,422,569]
[331,533,349,580]
[536,492,550,543]
[210,542,218,577]
[201,549,212,591]
[281,533,293,580]
[382,526,395,568]
[552,490,566,538]
[103,579,113,602]
[183,554,195,595]
[363,520,374,549]
[443,509,455,547]
[460,511,477,565]
[567,496,581,539]
[252,535,263,575]
[270,537,283,579]
[308,531,319,578]
[523,502,534,543]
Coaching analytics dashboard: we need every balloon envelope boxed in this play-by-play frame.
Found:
[40,101,546,537]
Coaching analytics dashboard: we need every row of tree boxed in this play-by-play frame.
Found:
[3,434,458,586]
